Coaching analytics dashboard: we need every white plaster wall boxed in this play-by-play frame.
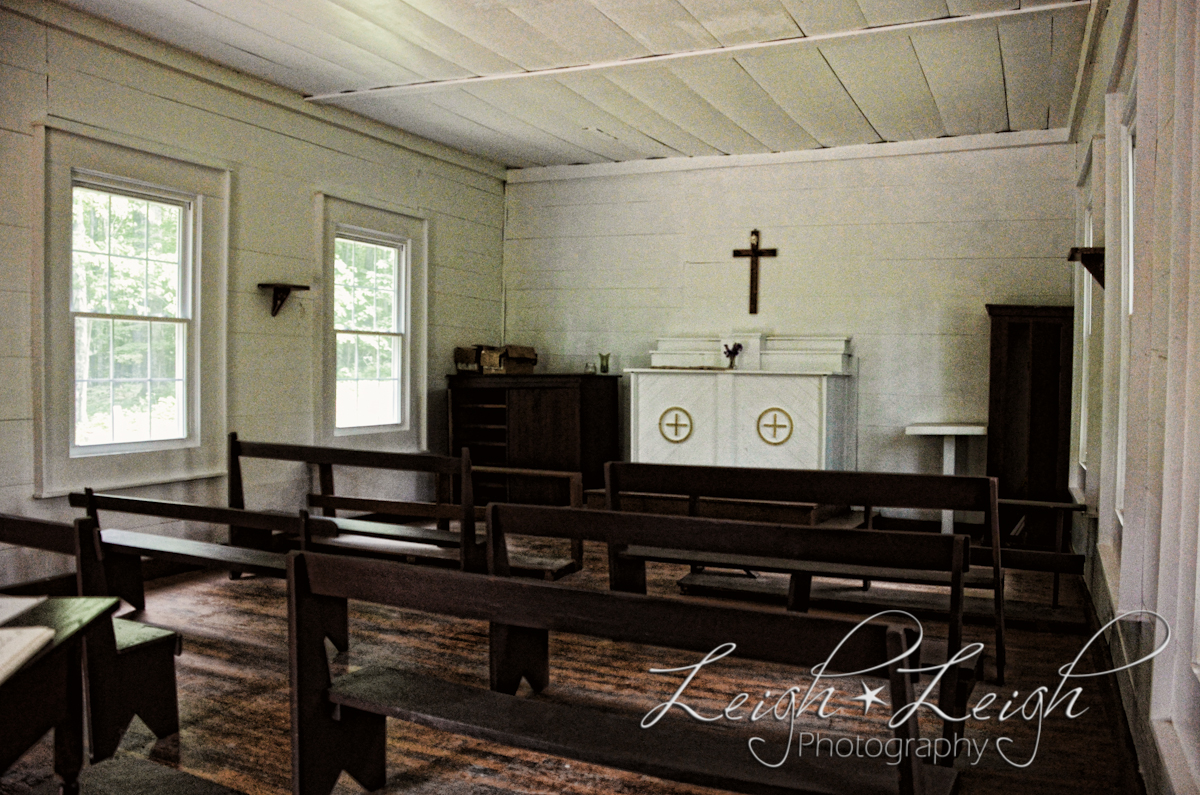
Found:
[504,142,1075,475]
[0,2,505,584]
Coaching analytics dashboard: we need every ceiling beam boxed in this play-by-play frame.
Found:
[306,1,1088,104]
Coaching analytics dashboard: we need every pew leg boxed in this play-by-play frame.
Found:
[786,573,813,612]
[328,601,349,653]
[490,623,550,695]
[295,706,386,795]
[861,579,871,591]
[105,550,146,611]
[994,570,1007,686]
[608,549,647,594]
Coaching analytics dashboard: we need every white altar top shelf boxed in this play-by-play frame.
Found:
[648,335,852,374]
[905,423,988,436]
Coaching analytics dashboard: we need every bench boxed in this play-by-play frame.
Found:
[487,502,976,754]
[289,549,957,795]
[605,462,1007,684]
[0,513,179,762]
[230,433,582,578]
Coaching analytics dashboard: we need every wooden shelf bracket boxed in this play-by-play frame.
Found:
[1068,247,1105,288]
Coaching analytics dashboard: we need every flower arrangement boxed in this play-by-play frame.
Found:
[723,342,743,368]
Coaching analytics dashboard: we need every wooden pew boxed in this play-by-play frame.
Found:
[289,549,957,795]
[0,513,179,762]
[230,433,582,578]
[67,490,297,609]
[605,462,1007,684]
[487,502,975,755]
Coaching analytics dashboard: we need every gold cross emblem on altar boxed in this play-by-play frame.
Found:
[658,407,693,443]
[756,408,793,445]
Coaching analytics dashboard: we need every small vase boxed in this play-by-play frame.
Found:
[598,353,611,374]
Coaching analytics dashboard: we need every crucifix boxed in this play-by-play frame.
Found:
[732,229,777,314]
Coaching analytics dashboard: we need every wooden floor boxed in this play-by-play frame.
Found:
[2,540,1144,795]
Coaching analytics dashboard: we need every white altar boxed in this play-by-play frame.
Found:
[628,335,855,470]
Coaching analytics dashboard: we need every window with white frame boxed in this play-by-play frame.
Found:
[333,234,405,429]
[1115,120,1136,524]
[36,128,228,498]
[318,196,426,450]
[70,180,191,450]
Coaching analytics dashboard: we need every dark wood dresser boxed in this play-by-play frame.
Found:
[447,374,621,504]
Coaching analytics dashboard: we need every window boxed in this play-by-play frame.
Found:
[1115,120,1136,523]
[318,195,427,450]
[71,180,190,450]
[36,128,228,498]
[334,234,404,429]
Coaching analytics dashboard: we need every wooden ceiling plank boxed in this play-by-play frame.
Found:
[556,72,724,157]
[351,96,546,168]
[506,0,650,63]
[465,80,666,161]
[604,64,773,154]
[586,0,721,53]
[911,23,1008,135]
[668,57,820,151]
[250,0,479,82]
[673,0,803,46]
[736,47,881,146]
[61,0,367,93]
[855,0,952,27]
[946,0,1017,14]
[998,12,1053,129]
[397,0,580,70]
[819,36,948,141]
[324,0,520,76]
[189,0,424,85]
[425,89,612,164]
[1047,7,1086,127]
[777,0,867,35]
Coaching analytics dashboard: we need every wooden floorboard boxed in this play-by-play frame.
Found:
[0,537,1144,795]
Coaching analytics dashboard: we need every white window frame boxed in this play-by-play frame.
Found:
[1114,103,1136,525]
[34,127,228,498]
[316,194,427,451]
[68,173,196,456]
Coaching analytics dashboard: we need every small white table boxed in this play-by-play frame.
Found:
[905,423,988,533]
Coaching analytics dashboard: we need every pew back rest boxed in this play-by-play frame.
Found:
[0,512,106,596]
[227,433,474,541]
[68,490,306,537]
[487,503,969,579]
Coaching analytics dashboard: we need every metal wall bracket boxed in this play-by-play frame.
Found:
[257,283,310,316]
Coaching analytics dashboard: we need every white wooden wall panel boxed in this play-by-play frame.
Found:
[735,48,881,147]
[820,38,948,141]
[911,25,1008,135]
[506,0,650,62]
[779,0,867,35]
[606,66,771,154]
[998,13,1053,129]
[674,0,802,46]
[505,143,1075,462]
[357,98,543,169]
[0,62,44,137]
[856,0,950,27]
[586,0,721,52]
[668,59,821,152]
[555,73,722,157]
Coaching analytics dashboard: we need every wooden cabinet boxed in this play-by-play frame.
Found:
[985,305,1074,548]
[447,374,621,504]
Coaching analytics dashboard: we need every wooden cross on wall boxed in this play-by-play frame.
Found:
[733,229,777,314]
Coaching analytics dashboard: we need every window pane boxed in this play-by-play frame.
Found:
[108,195,148,258]
[150,322,182,379]
[334,283,354,328]
[149,379,184,440]
[147,202,180,261]
[75,381,113,446]
[112,381,149,443]
[71,253,109,313]
[147,258,179,317]
[72,188,109,254]
[112,320,149,379]
[336,333,356,379]
[357,335,378,379]
[378,335,395,379]
[75,318,112,381]
[109,256,148,316]
[335,380,358,428]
